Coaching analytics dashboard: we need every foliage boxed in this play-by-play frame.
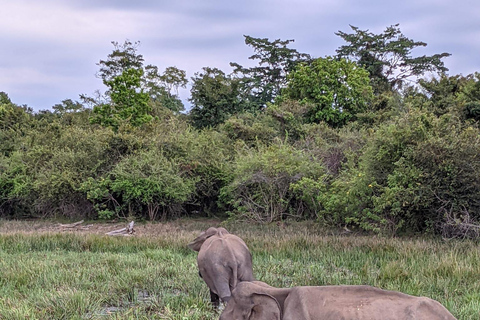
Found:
[0,152,33,217]
[230,36,311,109]
[96,40,145,83]
[319,109,480,235]
[189,67,247,129]
[2,30,480,240]
[0,96,33,156]
[416,75,467,116]
[280,57,373,127]
[220,111,281,147]
[84,40,186,117]
[90,68,153,131]
[263,100,310,141]
[407,73,480,121]
[81,149,197,220]
[458,72,480,120]
[335,24,451,92]
[173,128,234,216]
[144,65,187,113]
[220,141,325,222]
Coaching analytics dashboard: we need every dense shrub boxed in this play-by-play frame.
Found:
[220,141,325,222]
[161,127,234,216]
[81,149,197,220]
[319,109,480,235]
[220,112,280,146]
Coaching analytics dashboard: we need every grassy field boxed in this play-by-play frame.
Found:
[0,219,478,319]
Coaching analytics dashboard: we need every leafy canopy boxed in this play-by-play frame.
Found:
[90,68,152,131]
[281,57,373,127]
[230,36,311,109]
[335,24,451,92]
[189,67,246,129]
[84,40,187,116]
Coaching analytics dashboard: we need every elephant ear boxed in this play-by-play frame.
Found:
[217,227,230,236]
[187,227,218,252]
[249,292,281,320]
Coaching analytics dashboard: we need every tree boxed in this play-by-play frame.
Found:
[0,92,12,105]
[280,56,373,127]
[52,99,85,115]
[189,67,245,129]
[144,65,187,113]
[335,24,451,92]
[460,73,480,121]
[415,73,480,120]
[0,93,33,156]
[90,68,152,131]
[230,36,311,109]
[83,40,187,115]
[96,40,145,84]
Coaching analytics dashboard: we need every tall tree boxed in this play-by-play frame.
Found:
[83,40,187,114]
[144,65,187,113]
[90,68,152,131]
[281,57,373,127]
[335,24,451,92]
[189,67,245,129]
[52,99,85,115]
[230,36,311,109]
[96,40,145,84]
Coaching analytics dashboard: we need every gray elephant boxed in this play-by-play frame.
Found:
[188,227,255,308]
[219,281,457,320]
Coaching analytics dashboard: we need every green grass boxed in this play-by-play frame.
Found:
[0,219,478,319]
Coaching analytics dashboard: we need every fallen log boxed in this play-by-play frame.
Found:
[106,221,135,236]
[58,220,84,228]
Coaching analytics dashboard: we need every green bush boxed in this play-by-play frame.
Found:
[176,128,233,216]
[0,152,35,218]
[220,141,325,222]
[220,112,280,146]
[81,148,197,220]
[320,109,480,235]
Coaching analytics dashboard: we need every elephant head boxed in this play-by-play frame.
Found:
[219,282,285,320]
[220,281,458,320]
[187,227,229,252]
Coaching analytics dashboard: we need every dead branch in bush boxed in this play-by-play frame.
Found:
[106,221,135,236]
[438,205,480,239]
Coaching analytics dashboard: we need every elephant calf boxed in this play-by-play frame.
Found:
[220,281,457,320]
[188,227,255,308]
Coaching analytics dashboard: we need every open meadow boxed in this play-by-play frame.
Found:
[0,219,478,319]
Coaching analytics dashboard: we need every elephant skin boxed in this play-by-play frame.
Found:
[219,281,457,320]
[188,227,255,308]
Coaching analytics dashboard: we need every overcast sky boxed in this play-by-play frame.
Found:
[1,0,479,111]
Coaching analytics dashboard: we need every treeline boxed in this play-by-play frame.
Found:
[1,24,480,237]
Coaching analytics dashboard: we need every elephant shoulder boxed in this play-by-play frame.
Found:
[413,297,457,319]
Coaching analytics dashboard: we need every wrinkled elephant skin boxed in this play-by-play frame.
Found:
[188,227,255,308]
[219,281,457,320]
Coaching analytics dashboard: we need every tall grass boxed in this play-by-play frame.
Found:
[0,219,478,319]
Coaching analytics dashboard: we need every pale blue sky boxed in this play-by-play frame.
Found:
[1,0,479,111]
